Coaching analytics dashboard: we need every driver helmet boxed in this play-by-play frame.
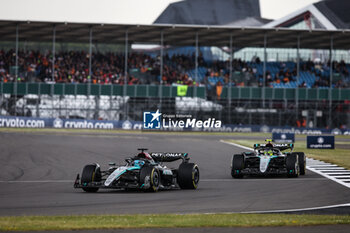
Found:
[133,160,145,167]
[137,152,153,161]
[265,139,273,148]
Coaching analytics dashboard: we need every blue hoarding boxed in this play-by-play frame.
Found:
[307,136,335,149]
[272,133,295,143]
[0,115,349,136]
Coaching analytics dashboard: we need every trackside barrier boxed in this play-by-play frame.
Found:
[0,83,206,98]
[307,136,335,149]
[0,116,349,135]
[272,132,295,143]
[1,83,349,100]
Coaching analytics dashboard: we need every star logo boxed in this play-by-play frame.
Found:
[150,109,162,122]
[143,110,162,129]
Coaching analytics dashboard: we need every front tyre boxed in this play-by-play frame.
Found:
[286,153,299,178]
[140,166,160,192]
[293,152,306,175]
[177,163,200,189]
[81,164,101,192]
[231,154,244,178]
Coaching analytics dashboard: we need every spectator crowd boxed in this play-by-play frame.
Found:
[0,49,349,89]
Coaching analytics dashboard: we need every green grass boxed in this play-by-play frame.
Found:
[225,139,350,169]
[1,214,350,231]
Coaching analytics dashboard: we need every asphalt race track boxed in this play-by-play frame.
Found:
[1,131,350,216]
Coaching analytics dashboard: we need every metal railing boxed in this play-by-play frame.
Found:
[0,83,206,98]
[1,83,349,100]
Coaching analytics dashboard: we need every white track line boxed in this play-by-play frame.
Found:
[220,140,253,151]
[322,170,350,172]
[308,165,338,167]
[322,172,350,174]
[201,178,327,182]
[323,174,350,176]
[313,168,347,170]
[240,203,350,214]
[321,173,350,175]
[220,140,350,189]
[202,203,350,214]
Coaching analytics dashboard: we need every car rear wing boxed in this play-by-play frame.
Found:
[150,152,189,163]
[253,143,294,151]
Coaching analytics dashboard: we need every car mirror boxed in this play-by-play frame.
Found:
[125,158,132,164]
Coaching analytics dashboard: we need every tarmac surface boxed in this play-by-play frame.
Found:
[0,131,350,216]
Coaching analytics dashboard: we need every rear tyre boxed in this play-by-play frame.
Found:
[231,154,244,178]
[139,166,160,192]
[293,152,306,175]
[286,153,299,178]
[81,164,101,192]
[177,163,200,189]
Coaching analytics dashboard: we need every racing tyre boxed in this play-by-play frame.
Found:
[286,153,299,178]
[293,152,306,175]
[177,163,200,189]
[231,154,244,178]
[81,164,101,192]
[140,166,160,192]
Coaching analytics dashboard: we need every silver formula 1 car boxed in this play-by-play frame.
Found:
[74,149,199,192]
[231,140,306,178]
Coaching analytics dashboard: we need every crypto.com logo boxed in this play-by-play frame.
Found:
[143,110,162,129]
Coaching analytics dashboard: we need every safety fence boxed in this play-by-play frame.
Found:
[1,82,349,100]
[0,83,206,98]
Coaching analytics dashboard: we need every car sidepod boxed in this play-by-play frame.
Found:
[104,166,141,187]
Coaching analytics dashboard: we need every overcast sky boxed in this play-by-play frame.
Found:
[1,0,321,24]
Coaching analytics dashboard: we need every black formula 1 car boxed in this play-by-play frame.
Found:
[231,140,306,178]
[74,149,199,192]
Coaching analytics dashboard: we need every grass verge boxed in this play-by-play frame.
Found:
[224,139,350,169]
[1,214,350,231]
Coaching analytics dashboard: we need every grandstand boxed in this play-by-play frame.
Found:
[0,0,349,130]
[1,50,349,89]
